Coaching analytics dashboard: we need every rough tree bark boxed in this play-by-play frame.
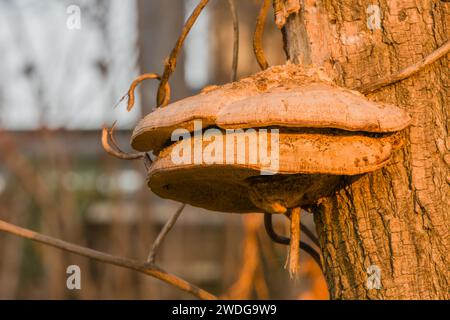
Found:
[282,0,449,299]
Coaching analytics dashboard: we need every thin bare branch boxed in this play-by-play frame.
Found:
[147,203,186,264]
[123,73,171,112]
[157,0,210,107]
[101,127,145,160]
[253,0,271,70]
[107,121,121,150]
[0,219,217,300]
[356,40,450,94]
[227,0,239,82]
[263,213,323,270]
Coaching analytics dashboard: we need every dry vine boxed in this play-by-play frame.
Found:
[101,125,146,160]
[123,73,170,112]
[356,40,450,94]
[253,0,271,70]
[264,213,323,270]
[228,0,239,82]
[156,0,210,107]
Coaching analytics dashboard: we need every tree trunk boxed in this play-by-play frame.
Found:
[283,0,449,299]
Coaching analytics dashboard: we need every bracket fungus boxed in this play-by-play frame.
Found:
[131,63,411,215]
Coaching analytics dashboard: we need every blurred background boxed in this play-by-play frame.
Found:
[0,0,327,299]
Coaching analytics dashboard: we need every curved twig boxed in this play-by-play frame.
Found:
[0,219,217,300]
[123,73,171,112]
[253,0,271,70]
[147,204,186,264]
[356,40,450,94]
[101,126,145,160]
[157,0,210,107]
[107,121,122,151]
[264,213,323,270]
[227,0,239,81]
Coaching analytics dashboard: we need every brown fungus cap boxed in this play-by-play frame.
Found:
[131,63,410,154]
[216,83,411,132]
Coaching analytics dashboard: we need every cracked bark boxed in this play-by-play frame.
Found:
[283,0,450,299]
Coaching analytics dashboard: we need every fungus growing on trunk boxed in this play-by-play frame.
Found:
[131,63,410,214]
[130,62,410,276]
